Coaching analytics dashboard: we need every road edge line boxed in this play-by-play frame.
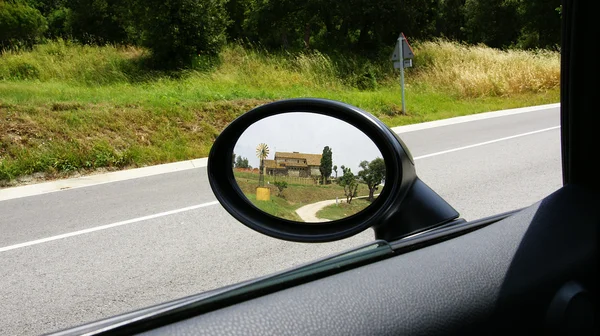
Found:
[0,201,219,253]
[392,103,559,134]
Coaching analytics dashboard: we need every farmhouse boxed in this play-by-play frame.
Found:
[263,151,322,177]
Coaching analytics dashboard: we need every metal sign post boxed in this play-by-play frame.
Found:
[391,33,414,115]
[399,36,406,114]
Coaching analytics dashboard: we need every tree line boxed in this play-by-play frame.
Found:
[320,146,385,203]
[1,0,561,68]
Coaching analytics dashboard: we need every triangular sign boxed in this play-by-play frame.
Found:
[391,43,401,61]
[390,33,414,60]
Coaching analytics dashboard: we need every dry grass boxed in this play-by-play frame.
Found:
[411,40,560,97]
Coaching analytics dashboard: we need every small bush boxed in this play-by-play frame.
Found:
[91,142,130,167]
[273,181,288,196]
[0,161,16,183]
[0,40,145,83]
[5,60,40,79]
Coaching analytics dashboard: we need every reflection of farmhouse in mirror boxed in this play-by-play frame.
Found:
[263,151,322,178]
[233,113,385,223]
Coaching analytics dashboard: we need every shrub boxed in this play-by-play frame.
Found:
[273,181,288,196]
[5,60,40,79]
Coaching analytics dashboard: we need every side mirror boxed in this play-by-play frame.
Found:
[208,98,459,242]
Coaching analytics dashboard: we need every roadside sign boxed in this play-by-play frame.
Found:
[391,32,414,115]
[390,32,414,60]
[393,59,413,69]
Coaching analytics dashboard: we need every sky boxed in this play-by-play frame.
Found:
[234,112,383,173]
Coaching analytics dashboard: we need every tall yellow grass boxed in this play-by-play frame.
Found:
[412,40,560,97]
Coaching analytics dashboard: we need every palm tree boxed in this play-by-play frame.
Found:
[256,143,270,187]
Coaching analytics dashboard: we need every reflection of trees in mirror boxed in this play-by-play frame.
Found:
[319,146,333,185]
[234,170,371,222]
[337,166,359,204]
[358,157,386,202]
[233,153,251,169]
[273,181,288,196]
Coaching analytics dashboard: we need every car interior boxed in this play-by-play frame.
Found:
[49,0,597,335]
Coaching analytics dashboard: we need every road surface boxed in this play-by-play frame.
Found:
[0,104,562,335]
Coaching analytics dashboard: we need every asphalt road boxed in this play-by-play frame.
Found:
[0,105,562,335]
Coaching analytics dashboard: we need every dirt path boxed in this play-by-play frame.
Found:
[295,194,379,222]
[295,199,339,222]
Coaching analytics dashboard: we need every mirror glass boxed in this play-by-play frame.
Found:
[233,112,385,223]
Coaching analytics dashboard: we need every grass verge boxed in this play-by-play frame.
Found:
[0,40,560,186]
[244,193,303,222]
[316,198,372,221]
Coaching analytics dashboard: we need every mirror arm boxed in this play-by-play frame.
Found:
[373,178,460,241]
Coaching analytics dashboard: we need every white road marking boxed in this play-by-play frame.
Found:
[0,104,558,201]
[0,125,560,252]
[0,158,208,202]
[0,201,219,253]
[392,103,559,134]
[413,126,560,160]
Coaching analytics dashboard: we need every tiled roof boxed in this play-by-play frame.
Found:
[263,159,285,169]
[275,152,322,166]
[284,162,308,168]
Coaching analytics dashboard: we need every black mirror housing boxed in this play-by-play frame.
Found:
[207,98,459,242]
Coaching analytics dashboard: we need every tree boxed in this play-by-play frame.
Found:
[131,0,228,69]
[319,146,332,185]
[232,153,236,168]
[337,165,358,204]
[436,0,466,40]
[235,156,250,169]
[273,181,288,197]
[65,0,130,44]
[45,6,71,39]
[358,157,385,202]
[463,0,520,48]
[0,2,47,50]
[333,165,338,179]
[240,0,439,54]
[224,0,251,41]
[513,0,561,49]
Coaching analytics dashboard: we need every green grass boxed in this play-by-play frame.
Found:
[234,172,369,204]
[233,172,371,221]
[244,193,303,222]
[316,198,372,221]
[0,40,560,186]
